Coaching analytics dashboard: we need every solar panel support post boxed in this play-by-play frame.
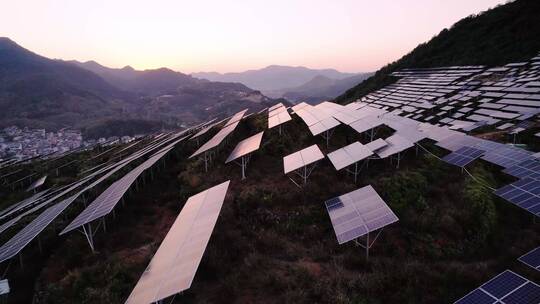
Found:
[82,223,95,252]
[203,151,209,172]
[18,253,23,270]
[353,228,384,260]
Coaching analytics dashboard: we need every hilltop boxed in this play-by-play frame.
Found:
[336,0,540,103]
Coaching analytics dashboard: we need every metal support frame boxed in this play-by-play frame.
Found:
[353,228,384,260]
[233,154,252,180]
[288,162,319,188]
[77,220,104,252]
[321,129,335,148]
[345,160,367,183]
[389,152,402,169]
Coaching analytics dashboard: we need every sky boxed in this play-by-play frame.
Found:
[0,0,508,74]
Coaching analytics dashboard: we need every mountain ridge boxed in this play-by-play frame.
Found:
[193,65,359,93]
[336,0,540,103]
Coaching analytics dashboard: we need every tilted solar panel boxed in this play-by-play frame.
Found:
[503,159,540,180]
[327,142,373,170]
[494,178,540,217]
[325,185,398,245]
[0,195,78,263]
[519,246,540,271]
[283,145,325,174]
[454,270,540,304]
[442,146,485,167]
[125,181,230,304]
[225,132,264,163]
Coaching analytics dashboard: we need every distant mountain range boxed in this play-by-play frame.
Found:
[0,38,275,137]
[193,65,371,102]
[279,73,372,104]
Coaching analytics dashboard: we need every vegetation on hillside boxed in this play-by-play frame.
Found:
[336,0,540,103]
[1,112,538,304]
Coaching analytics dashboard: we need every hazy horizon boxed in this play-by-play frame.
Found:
[1,0,507,74]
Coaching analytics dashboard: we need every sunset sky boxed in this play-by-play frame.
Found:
[1,0,508,74]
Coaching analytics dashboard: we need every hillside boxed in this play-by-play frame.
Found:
[193,65,358,94]
[73,60,198,96]
[281,73,372,104]
[0,39,277,135]
[336,0,540,103]
[0,38,136,130]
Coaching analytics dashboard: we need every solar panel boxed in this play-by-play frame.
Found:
[365,139,388,152]
[454,270,540,304]
[125,181,230,303]
[519,247,540,271]
[190,120,241,158]
[26,175,47,192]
[283,145,325,174]
[268,109,292,129]
[349,115,384,134]
[225,132,264,163]
[308,117,341,136]
[376,134,414,158]
[327,142,373,170]
[223,109,248,127]
[325,185,398,245]
[503,159,540,180]
[494,178,540,217]
[481,145,536,169]
[0,194,78,263]
[60,148,172,236]
[442,146,485,167]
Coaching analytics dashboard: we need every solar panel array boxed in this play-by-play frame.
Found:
[454,270,540,304]
[503,159,540,180]
[268,104,292,129]
[442,146,485,167]
[494,178,540,217]
[125,181,230,304]
[225,132,264,163]
[355,53,540,133]
[519,246,540,272]
[327,142,373,171]
[325,185,398,244]
[293,103,342,135]
[0,194,78,263]
[190,109,248,158]
[283,144,325,174]
[60,147,173,235]
[0,131,190,262]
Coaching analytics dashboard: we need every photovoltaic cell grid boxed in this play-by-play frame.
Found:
[225,132,264,163]
[519,247,540,272]
[442,146,485,167]
[327,142,373,170]
[125,181,230,304]
[325,185,398,245]
[494,178,540,217]
[0,195,78,263]
[503,159,540,181]
[0,131,188,262]
[283,145,325,174]
[481,145,536,169]
[268,108,291,129]
[454,270,540,304]
[60,148,172,235]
